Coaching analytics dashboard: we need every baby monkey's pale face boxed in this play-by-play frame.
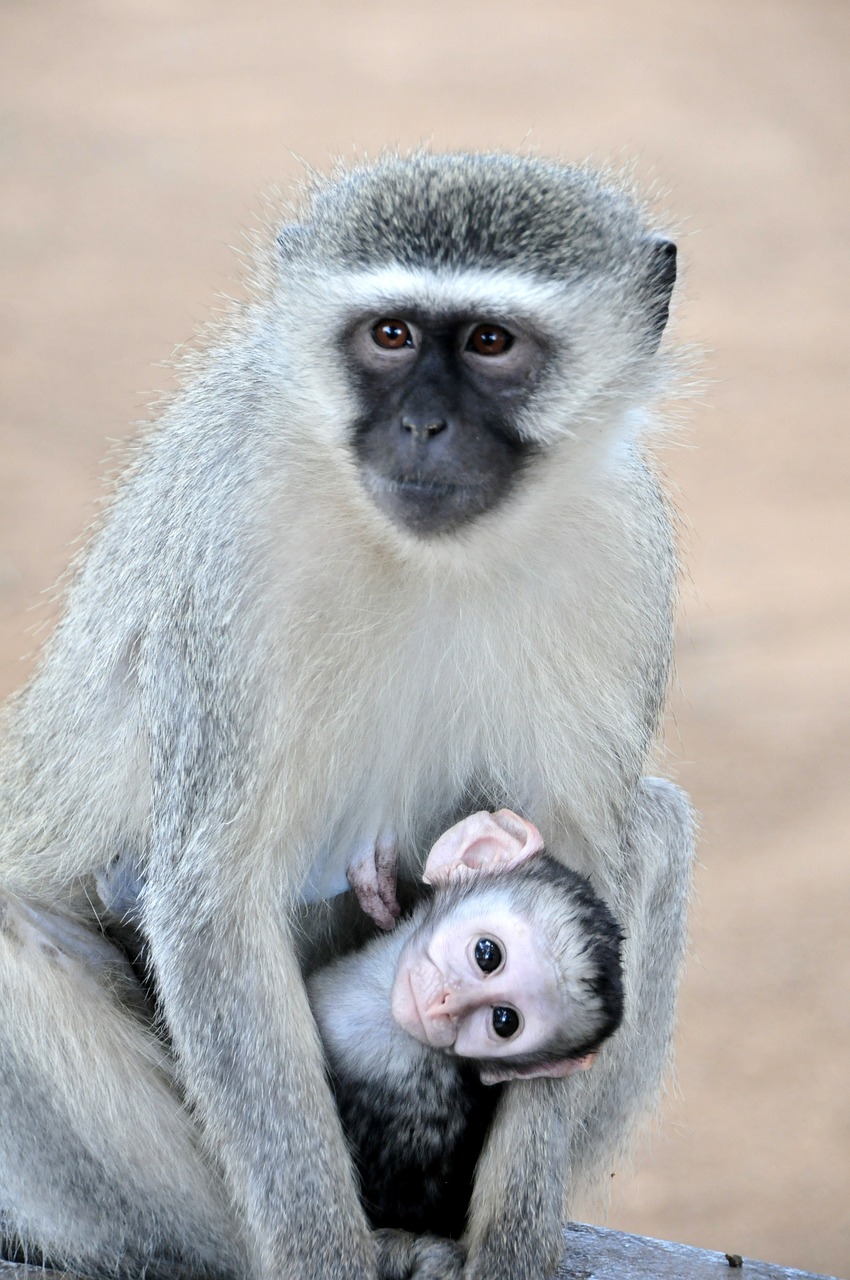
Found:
[390,895,559,1061]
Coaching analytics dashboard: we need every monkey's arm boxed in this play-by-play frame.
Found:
[140,657,378,1280]
[462,778,694,1280]
[145,852,377,1280]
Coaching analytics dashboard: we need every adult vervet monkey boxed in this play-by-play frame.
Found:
[0,152,694,1280]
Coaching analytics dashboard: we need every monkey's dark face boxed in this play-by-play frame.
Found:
[343,311,547,537]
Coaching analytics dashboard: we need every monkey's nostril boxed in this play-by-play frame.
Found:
[427,986,456,1015]
[401,417,448,441]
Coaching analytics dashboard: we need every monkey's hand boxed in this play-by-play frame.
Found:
[347,828,401,930]
[374,1229,464,1280]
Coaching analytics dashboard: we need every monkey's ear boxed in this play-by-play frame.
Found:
[479,1052,597,1087]
[423,809,544,886]
[645,235,677,347]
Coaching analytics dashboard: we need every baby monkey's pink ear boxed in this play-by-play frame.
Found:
[422,809,544,887]
[479,1052,597,1087]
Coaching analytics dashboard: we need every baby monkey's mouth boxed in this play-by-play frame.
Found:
[391,954,459,1050]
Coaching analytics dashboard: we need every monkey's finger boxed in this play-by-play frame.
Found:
[347,834,400,929]
[374,827,402,921]
[349,878,399,931]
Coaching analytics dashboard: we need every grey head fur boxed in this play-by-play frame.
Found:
[280,152,675,348]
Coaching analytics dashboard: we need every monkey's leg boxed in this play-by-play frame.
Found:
[565,777,695,1185]
[0,890,245,1279]
[462,778,694,1280]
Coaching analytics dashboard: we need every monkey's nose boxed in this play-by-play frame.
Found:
[401,416,448,442]
[431,980,475,1020]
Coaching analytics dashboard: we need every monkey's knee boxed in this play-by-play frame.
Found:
[0,894,243,1278]
[0,886,148,1013]
[637,778,695,867]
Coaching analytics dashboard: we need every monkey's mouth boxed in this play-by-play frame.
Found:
[391,959,458,1050]
[364,470,491,537]
[391,478,463,498]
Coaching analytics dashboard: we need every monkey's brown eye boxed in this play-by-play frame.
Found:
[372,319,413,350]
[492,1006,520,1038]
[474,938,503,973]
[466,324,513,356]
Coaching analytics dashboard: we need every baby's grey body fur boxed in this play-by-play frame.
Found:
[308,919,500,1242]
[0,151,694,1280]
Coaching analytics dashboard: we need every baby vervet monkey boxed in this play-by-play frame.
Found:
[307,810,624,1254]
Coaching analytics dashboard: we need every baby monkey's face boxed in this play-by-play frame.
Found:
[390,893,559,1062]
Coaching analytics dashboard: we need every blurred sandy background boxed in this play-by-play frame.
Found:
[1,1,848,1275]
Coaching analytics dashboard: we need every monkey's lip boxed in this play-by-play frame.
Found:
[385,477,484,506]
[392,479,462,496]
[373,471,487,505]
[362,468,493,536]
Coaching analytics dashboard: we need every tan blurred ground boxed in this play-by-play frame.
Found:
[1,1,848,1275]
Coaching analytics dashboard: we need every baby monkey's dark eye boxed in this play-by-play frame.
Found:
[474,938,503,973]
[492,1006,520,1038]
[466,324,513,356]
[372,319,413,350]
